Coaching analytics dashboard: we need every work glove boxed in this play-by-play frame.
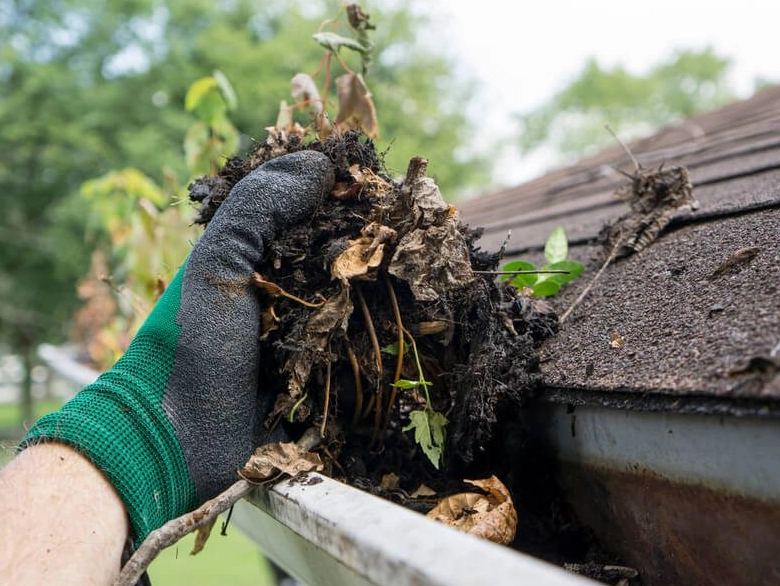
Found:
[24,151,335,546]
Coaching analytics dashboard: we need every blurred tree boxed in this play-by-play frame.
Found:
[517,47,735,161]
[0,0,485,422]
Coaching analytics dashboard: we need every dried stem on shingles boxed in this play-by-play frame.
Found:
[381,276,405,436]
[560,239,622,324]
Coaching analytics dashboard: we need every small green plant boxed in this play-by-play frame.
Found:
[384,336,447,469]
[502,227,584,297]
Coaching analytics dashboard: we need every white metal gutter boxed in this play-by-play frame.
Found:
[232,473,597,586]
[38,342,596,585]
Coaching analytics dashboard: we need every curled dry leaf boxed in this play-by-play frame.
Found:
[290,73,322,115]
[389,169,473,302]
[609,164,697,255]
[426,475,518,545]
[240,441,324,482]
[191,517,218,556]
[335,72,379,138]
[331,222,397,282]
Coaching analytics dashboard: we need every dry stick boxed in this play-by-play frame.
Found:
[346,342,364,426]
[473,269,571,276]
[381,276,405,437]
[114,430,323,586]
[113,480,254,586]
[559,240,622,324]
[605,124,641,172]
[354,284,384,444]
[320,346,332,438]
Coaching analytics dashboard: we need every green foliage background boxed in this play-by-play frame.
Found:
[0,0,486,360]
[517,47,736,160]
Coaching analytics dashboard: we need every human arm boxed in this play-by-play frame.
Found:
[0,150,334,583]
[0,444,129,586]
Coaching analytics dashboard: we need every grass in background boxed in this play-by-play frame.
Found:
[0,397,63,429]
[149,526,277,586]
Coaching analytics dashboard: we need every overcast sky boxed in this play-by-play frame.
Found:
[418,0,778,187]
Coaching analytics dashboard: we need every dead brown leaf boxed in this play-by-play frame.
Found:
[334,72,379,138]
[609,331,625,349]
[191,517,218,556]
[331,222,397,282]
[410,484,437,498]
[426,475,517,545]
[380,472,401,490]
[610,165,697,255]
[331,237,385,281]
[240,442,324,482]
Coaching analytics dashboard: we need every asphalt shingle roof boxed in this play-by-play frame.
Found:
[459,86,780,413]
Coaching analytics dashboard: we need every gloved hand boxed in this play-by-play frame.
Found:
[24,151,335,546]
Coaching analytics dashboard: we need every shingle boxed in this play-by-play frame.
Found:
[459,86,780,408]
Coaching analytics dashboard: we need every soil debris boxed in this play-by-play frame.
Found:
[189,130,551,481]
[604,163,697,256]
[189,129,630,583]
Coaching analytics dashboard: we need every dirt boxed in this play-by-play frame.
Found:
[189,131,630,584]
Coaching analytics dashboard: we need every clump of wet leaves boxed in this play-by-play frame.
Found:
[189,129,553,501]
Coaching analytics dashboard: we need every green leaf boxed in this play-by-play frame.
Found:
[402,409,448,469]
[501,260,538,288]
[183,121,211,175]
[394,378,433,390]
[532,280,561,297]
[185,77,219,112]
[212,69,238,111]
[541,260,585,286]
[381,343,400,355]
[544,226,569,264]
[312,32,368,55]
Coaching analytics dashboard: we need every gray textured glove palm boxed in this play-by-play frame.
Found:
[26,150,335,544]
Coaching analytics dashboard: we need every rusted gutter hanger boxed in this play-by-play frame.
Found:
[542,404,780,503]
[233,473,598,586]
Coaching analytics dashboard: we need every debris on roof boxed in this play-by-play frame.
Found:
[459,85,780,412]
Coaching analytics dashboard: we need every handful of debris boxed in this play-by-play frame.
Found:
[190,130,554,483]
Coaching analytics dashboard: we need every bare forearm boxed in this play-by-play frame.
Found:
[0,443,129,586]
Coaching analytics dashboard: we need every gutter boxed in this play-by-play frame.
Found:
[232,473,596,586]
[527,402,780,586]
[39,342,780,585]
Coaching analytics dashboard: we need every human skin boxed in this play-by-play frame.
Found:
[0,443,128,585]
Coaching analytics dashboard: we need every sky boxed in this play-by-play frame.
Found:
[415,0,779,187]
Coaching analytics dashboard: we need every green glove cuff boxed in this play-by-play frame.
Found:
[23,267,197,546]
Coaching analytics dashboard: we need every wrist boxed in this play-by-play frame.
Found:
[23,268,198,545]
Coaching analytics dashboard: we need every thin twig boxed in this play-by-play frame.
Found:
[345,342,364,426]
[320,346,332,438]
[560,240,622,324]
[113,480,254,586]
[606,124,640,172]
[115,432,323,586]
[473,270,571,275]
[355,284,384,445]
[382,276,405,436]
[252,273,326,308]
